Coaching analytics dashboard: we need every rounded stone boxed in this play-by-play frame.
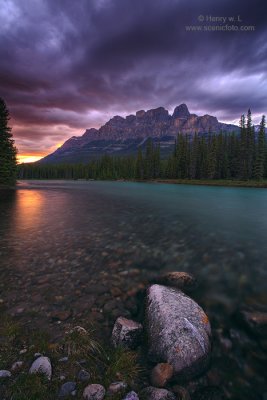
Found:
[155,272,197,292]
[107,381,127,395]
[11,361,24,371]
[0,370,11,378]
[150,363,174,388]
[77,369,90,382]
[123,391,139,400]
[29,356,52,380]
[146,285,211,379]
[83,384,106,400]
[58,381,76,397]
[141,386,176,400]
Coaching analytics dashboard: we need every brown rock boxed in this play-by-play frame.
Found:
[50,310,71,321]
[154,272,197,292]
[150,363,174,388]
[239,309,267,337]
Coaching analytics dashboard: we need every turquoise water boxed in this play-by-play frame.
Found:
[0,180,266,398]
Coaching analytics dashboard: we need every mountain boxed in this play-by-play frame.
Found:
[39,104,239,164]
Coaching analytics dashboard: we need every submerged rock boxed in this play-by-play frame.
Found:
[112,317,143,349]
[146,285,211,379]
[155,272,197,292]
[29,356,52,380]
[150,363,174,388]
[141,386,176,400]
[238,308,267,337]
[83,384,106,400]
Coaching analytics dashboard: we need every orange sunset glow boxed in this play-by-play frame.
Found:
[17,155,44,164]
[17,143,63,164]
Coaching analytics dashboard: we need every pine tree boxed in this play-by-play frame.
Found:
[135,147,144,179]
[207,133,216,179]
[189,133,199,179]
[247,109,255,179]
[254,115,266,180]
[0,98,17,186]
[144,138,154,179]
[239,114,248,179]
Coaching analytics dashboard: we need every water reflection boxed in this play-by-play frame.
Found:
[14,190,45,231]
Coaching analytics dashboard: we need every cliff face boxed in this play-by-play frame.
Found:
[40,104,238,164]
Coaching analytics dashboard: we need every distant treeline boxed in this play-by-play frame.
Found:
[19,111,266,181]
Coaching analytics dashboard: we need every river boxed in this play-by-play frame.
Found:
[0,180,266,399]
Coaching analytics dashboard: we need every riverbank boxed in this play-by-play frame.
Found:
[151,179,267,188]
[15,178,267,189]
[1,271,266,400]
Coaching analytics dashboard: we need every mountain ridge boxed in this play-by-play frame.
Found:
[40,104,239,164]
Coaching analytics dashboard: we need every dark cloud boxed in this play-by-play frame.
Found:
[0,0,266,158]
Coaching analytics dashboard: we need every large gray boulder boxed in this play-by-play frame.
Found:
[146,285,211,379]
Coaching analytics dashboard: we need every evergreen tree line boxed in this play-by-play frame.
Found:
[18,111,266,181]
[0,97,17,186]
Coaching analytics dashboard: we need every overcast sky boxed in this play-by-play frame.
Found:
[0,0,266,160]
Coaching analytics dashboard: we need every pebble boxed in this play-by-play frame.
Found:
[141,386,176,400]
[107,381,127,395]
[58,381,77,397]
[0,370,11,378]
[123,391,139,400]
[11,361,24,371]
[59,357,69,363]
[83,384,106,400]
[77,369,90,381]
[29,356,52,380]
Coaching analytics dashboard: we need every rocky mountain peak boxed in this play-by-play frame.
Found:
[40,103,239,164]
[173,103,190,119]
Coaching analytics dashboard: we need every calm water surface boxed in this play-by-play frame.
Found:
[0,180,266,398]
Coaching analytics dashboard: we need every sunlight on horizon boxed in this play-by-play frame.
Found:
[17,155,43,164]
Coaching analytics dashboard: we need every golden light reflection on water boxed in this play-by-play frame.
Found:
[15,190,45,230]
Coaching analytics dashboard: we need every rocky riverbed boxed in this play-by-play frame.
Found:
[1,181,267,399]
[0,271,266,400]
